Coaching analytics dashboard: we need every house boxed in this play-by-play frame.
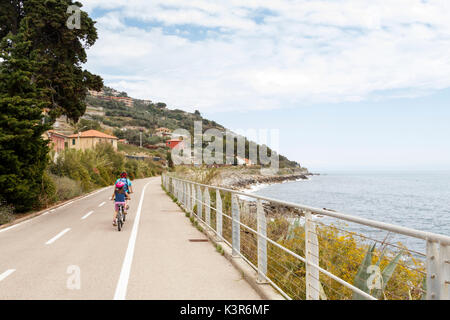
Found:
[118,139,128,144]
[155,127,172,137]
[88,89,104,97]
[43,130,69,153]
[166,139,183,149]
[66,130,118,151]
[88,90,134,107]
[236,156,253,166]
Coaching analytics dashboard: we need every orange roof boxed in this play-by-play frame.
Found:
[67,130,118,139]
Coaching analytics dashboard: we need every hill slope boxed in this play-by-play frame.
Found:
[77,88,304,169]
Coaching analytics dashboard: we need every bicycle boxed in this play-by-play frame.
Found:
[116,203,124,231]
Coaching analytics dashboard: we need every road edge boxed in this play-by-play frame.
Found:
[0,185,111,231]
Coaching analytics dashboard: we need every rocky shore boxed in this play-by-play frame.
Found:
[221,172,311,190]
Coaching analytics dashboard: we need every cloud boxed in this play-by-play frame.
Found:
[81,0,450,112]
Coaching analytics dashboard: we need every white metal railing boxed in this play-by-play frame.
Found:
[161,174,450,300]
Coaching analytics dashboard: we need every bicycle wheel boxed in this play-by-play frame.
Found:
[117,208,122,231]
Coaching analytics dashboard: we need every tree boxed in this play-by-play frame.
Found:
[166,151,174,168]
[0,0,102,211]
[0,31,51,212]
[0,0,103,123]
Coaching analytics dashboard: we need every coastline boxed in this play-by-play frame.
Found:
[223,172,316,191]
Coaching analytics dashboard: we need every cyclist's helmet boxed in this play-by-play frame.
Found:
[116,181,125,189]
[120,172,127,178]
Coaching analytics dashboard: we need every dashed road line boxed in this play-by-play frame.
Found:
[45,228,71,245]
[99,202,106,207]
[81,211,94,220]
[0,269,16,282]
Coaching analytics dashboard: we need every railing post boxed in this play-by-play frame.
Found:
[204,187,210,226]
[183,182,187,207]
[191,184,196,215]
[216,190,223,241]
[305,210,320,300]
[426,241,450,300]
[197,185,202,220]
[257,200,268,283]
[232,194,240,257]
[186,183,191,213]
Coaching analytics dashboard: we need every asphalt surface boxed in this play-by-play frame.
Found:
[0,177,261,300]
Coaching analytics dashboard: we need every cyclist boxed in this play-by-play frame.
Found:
[115,171,133,209]
[111,181,130,226]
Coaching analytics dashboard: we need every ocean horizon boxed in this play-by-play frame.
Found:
[248,170,450,253]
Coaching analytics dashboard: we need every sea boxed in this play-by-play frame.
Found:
[246,171,450,254]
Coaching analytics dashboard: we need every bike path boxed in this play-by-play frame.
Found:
[0,177,261,300]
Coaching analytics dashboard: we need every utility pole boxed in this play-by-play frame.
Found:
[139,130,142,148]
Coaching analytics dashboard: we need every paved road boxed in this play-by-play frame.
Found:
[0,177,261,300]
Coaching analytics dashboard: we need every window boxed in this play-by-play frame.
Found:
[72,139,76,145]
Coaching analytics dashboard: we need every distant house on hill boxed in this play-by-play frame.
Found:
[155,127,172,137]
[88,89,134,107]
[66,130,118,151]
[166,139,183,149]
[88,89,104,97]
[236,156,253,166]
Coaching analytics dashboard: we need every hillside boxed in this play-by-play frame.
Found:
[77,87,304,169]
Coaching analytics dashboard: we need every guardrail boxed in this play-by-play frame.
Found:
[162,174,450,300]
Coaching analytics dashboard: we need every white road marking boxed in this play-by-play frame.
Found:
[0,224,18,234]
[99,202,106,207]
[81,211,94,220]
[59,201,74,208]
[114,182,151,300]
[41,211,50,216]
[0,219,31,234]
[0,269,16,282]
[45,228,71,245]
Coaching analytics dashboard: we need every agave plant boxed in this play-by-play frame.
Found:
[285,217,302,240]
[352,243,403,300]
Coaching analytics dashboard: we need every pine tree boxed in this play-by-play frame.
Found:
[0,0,103,122]
[0,0,102,211]
[0,31,50,212]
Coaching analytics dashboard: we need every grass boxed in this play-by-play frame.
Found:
[215,244,224,255]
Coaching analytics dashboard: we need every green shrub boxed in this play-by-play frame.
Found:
[38,171,58,208]
[0,198,14,225]
[49,173,83,201]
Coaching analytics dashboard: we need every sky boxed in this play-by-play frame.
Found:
[80,0,450,171]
